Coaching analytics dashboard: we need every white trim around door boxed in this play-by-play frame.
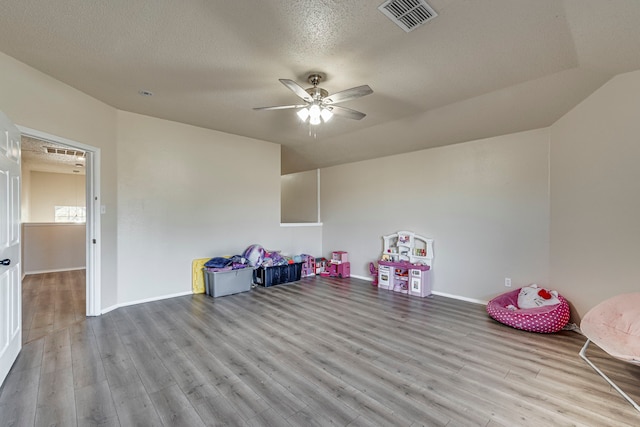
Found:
[16,126,102,316]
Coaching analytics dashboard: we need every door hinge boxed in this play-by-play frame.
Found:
[92,239,97,244]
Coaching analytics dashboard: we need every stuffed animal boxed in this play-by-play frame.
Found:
[243,244,265,267]
[517,284,560,309]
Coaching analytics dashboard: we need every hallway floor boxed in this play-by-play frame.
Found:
[22,270,85,343]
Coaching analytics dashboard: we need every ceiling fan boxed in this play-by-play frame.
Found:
[253,73,373,125]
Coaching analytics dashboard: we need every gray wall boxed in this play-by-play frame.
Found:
[321,128,551,303]
[550,69,640,319]
[115,111,321,305]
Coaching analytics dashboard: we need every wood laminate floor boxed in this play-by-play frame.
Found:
[21,271,86,343]
[1,271,639,426]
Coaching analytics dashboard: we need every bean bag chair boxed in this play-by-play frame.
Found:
[579,293,640,412]
[486,285,570,333]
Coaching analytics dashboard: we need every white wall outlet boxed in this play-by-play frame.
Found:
[505,277,512,287]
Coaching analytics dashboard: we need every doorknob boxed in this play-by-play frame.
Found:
[0,259,10,266]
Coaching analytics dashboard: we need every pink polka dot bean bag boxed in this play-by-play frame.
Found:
[486,286,570,333]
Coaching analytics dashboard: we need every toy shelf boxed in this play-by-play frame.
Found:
[381,230,433,266]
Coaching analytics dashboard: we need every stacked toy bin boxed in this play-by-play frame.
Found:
[253,263,303,287]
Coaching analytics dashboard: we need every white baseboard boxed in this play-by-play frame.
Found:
[100,304,119,315]
[101,290,194,315]
[24,267,86,275]
[353,275,487,305]
[431,291,487,305]
[99,282,486,315]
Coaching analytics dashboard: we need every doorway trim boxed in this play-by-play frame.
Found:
[17,125,101,316]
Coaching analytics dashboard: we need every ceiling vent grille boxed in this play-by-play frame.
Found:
[44,146,86,158]
[378,0,438,32]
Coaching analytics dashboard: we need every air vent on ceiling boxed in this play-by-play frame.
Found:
[378,0,438,32]
[44,146,85,158]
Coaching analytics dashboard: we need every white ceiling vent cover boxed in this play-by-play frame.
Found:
[378,0,438,32]
[44,146,85,158]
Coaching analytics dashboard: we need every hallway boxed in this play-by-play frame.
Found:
[22,270,85,343]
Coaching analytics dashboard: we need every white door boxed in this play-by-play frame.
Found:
[0,111,21,386]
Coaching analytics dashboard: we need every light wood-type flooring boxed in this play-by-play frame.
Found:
[1,270,639,426]
[21,271,86,344]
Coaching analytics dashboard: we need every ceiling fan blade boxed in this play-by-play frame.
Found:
[253,104,308,111]
[327,105,367,120]
[323,85,373,104]
[279,79,314,103]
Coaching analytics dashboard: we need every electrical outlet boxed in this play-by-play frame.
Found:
[505,277,512,287]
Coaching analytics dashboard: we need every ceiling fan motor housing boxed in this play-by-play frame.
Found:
[306,87,328,101]
[305,73,328,102]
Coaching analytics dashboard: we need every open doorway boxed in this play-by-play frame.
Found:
[18,127,101,323]
[20,137,87,341]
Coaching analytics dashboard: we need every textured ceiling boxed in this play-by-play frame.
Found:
[21,136,86,175]
[1,0,639,174]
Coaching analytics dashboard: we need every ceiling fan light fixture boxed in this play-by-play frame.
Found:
[320,107,333,123]
[308,104,322,125]
[297,105,332,125]
[297,107,310,121]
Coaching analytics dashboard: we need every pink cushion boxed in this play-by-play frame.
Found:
[487,288,570,333]
[580,293,640,365]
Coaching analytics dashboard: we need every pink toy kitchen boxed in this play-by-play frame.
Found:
[377,231,434,297]
[320,251,351,278]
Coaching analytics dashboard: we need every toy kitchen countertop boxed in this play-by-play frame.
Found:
[378,260,431,270]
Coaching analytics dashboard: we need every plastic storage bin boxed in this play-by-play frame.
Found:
[253,263,303,287]
[203,267,254,297]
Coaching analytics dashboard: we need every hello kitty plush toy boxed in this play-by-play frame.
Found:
[517,284,560,309]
